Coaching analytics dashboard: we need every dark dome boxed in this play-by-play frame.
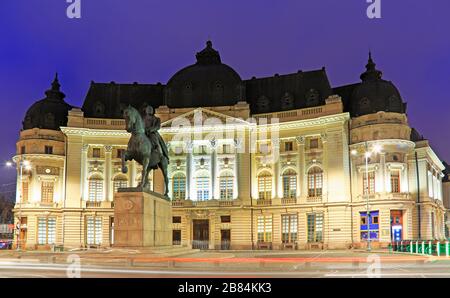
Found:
[165,41,244,108]
[23,74,73,130]
[351,53,406,117]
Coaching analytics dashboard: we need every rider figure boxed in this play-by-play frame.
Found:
[141,104,169,162]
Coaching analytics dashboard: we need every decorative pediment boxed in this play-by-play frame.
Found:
[161,108,251,131]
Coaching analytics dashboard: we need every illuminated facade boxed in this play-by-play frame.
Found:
[13,42,446,250]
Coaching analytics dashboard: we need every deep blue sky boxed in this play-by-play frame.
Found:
[0,0,449,186]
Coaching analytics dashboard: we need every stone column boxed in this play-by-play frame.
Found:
[402,154,409,193]
[296,136,305,200]
[233,152,238,199]
[380,152,387,193]
[104,145,113,201]
[321,133,328,202]
[81,144,89,201]
[186,141,193,200]
[58,167,64,204]
[210,140,218,200]
[274,142,280,199]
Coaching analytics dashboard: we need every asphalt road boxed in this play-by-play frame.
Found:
[1,257,450,278]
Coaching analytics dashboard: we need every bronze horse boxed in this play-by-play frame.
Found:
[121,106,169,198]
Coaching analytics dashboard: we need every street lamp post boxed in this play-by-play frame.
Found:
[364,142,371,252]
[6,159,31,251]
[352,142,382,252]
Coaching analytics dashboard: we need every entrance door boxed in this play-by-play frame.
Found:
[221,229,231,250]
[192,220,209,250]
[390,210,403,242]
[18,217,27,249]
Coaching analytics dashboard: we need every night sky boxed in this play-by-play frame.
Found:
[0,0,449,187]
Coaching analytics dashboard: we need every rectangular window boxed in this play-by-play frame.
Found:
[360,211,379,241]
[89,179,103,202]
[173,230,181,245]
[284,141,293,152]
[86,216,102,246]
[92,148,101,158]
[219,177,233,200]
[363,171,375,195]
[37,217,56,245]
[282,214,298,243]
[41,181,54,204]
[222,144,231,154]
[21,146,26,154]
[307,213,323,242]
[390,171,400,193]
[220,215,231,223]
[196,177,209,201]
[308,169,323,197]
[172,175,186,200]
[117,149,125,159]
[257,215,272,242]
[309,138,319,149]
[198,145,207,155]
[259,143,271,154]
[172,216,181,224]
[258,175,272,200]
[44,146,53,154]
[21,181,29,203]
[283,174,297,199]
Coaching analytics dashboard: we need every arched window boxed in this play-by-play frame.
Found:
[113,175,128,193]
[305,89,320,107]
[219,172,234,200]
[196,172,210,201]
[88,175,103,202]
[307,167,323,198]
[172,173,186,200]
[258,171,272,200]
[281,92,294,110]
[256,96,270,113]
[94,101,105,116]
[282,169,297,199]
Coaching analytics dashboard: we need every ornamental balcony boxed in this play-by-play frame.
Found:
[83,201,114,209]
[355,192,411,202]
[171,199,240,208]
[306,196,322,203]
[256,199,272,206]
[281,197,297,205]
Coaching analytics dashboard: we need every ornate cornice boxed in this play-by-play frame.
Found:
[60,127,130,137]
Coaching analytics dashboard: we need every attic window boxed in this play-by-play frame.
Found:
[359,97,371,114]
[94,101,105,116]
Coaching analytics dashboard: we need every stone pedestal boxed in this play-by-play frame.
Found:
[113,188,172,247]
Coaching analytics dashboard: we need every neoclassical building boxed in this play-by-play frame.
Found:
[13,41,446,250]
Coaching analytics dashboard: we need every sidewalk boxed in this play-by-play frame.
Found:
[0,248,440,271]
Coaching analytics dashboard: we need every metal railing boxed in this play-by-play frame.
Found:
[192,240,209,250]
[390,240,450,257]
[220,240,231,250]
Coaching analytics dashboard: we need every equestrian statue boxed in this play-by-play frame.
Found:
[121,104,170,198]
